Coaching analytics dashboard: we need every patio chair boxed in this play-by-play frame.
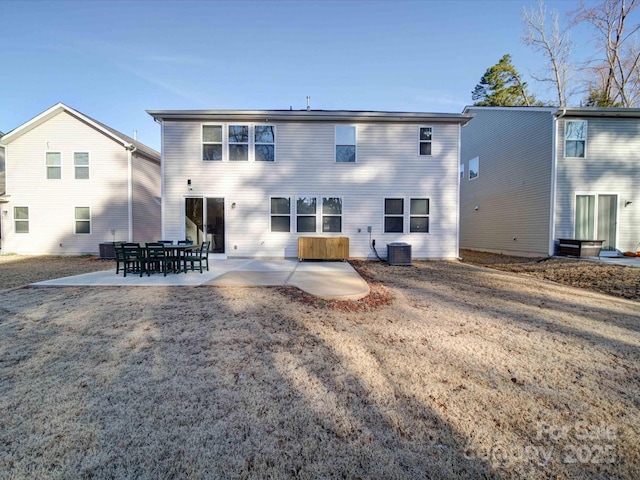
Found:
[183,241,210,273]
[121,243,144,277]
[144,242,172,276]
[157,240,174,245]
[177,239,193,245]
[114,242,125,274]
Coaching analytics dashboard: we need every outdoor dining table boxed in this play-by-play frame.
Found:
[118,242,196,276]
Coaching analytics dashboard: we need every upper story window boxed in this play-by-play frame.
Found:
[469,157,479,180]
[565,120,587,158]
[419,127,433,156]
[255,126,275,162]
[75,207,91,234]
[229,125,249,161]
[203,125,223,161]
[270,197,290,232]
[74,152,90,179]
[335,125,356,163]
[46,152,61,179]
[14,206,29,233]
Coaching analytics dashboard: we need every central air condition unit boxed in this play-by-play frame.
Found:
[387,242,412,265]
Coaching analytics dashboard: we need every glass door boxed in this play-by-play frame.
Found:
[185,197,224,253]
[597,195,617,251]
[575,194,617,250]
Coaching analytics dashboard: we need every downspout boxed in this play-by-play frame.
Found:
[155,117,165,240]
[549,108,566,256]
[126,143,137,242]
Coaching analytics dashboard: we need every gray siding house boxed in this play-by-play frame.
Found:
[460,106,640,256]
[147,109,472,259]
[0,103,161,255]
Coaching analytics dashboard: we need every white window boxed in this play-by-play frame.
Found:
[335,126,356,163]
[384,198,430,233]
[46,152,61,179]
[469,157,479,180]
[384,198,404,233]
[322,197,342,233]
[14,206,29,233]
[270,197,290,232]
[565,120,587,158]
[255,126,275,162]
[74,152,90,179]
[229,125,249,161]
[296,196,317,232]
[75,207,91,234]
[202,125,223,161]
[419,127,432,156]
[410,199,429,233]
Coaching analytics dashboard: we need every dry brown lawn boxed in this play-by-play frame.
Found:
[0,254,639,479]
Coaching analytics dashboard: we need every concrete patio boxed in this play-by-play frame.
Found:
[32,258,370,300]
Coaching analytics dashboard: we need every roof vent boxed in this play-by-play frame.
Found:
[306,96,311,111]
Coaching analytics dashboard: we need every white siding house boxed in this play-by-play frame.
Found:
[0,103,161,255]
[147,109,472,259]
[460,106,640,256]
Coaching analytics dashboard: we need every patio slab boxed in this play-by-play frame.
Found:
[32,258,370,300]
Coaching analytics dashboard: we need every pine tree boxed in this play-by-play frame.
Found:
[472,54,540,106]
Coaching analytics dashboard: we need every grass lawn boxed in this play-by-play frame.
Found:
[0,256,639,479]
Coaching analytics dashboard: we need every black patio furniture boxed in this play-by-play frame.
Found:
[144,242,172,276]
[121,243,144,277]
[183,241,210,273]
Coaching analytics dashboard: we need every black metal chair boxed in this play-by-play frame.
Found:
[183,241,210,273]
[114,242,125,274]
[177,240,193,245]
[121,243,143,277]
[144,242,172,276]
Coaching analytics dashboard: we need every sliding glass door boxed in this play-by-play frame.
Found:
[185,197,225,253]
[575,194,617,251]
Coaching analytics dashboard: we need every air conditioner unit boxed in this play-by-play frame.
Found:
[387,242,412,266]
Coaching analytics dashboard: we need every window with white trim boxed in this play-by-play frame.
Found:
[229,125,249,161]
[14,206,29,233]
[75,207,91,234]
[202,125,223,161]
[322,197,342,232]
[469,157,479,180]
[419,127,432,156]
[384,198,404,233]
[255,125,275,162]
[74,152,90,179]
[270,197,290,232]
[296,196,317,232]
[335,126,356,162]
[46,152,61,179]
[410,199,429,233]
[565,120,586,158]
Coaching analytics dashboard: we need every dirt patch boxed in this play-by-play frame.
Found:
[460,249,640,300]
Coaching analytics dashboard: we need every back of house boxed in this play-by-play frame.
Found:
[148,109,472,260]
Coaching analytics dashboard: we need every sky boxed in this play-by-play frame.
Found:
[0,0,624,151]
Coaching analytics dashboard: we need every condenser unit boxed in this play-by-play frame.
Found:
[387,242,412,266]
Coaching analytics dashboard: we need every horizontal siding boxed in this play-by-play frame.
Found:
[132,153,161,242]
[162,120,461,259]
[460,108,554,255]
[555,117,640,252]
[2,112,130,254]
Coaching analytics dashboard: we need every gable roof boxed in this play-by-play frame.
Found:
[0,103,160,161]
[147,109,473,125]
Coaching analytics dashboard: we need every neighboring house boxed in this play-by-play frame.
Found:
[147,109,473,259]
[460,106,640,256]
[0,103,161,255]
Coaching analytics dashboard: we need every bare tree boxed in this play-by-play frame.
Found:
[522,0,574,106]
[573,0,640,106]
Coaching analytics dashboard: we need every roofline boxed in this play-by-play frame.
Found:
[553,107,640,118]
[146,109,473,125]
[0,103,160,159]
[463,105,557,114]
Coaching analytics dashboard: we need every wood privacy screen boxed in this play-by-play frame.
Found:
[298,237,349,261]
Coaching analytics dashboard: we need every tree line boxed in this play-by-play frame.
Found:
[472,0,640,107]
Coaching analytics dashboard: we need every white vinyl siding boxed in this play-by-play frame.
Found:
[162,120,462,259]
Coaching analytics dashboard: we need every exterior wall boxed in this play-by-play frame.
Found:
[460,108,555,256]
[132,153,161,242]
[2,111,131,254]
[162,119,462,259]
[555,116,640,252]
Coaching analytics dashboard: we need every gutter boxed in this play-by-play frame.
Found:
[549,108,566,256]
